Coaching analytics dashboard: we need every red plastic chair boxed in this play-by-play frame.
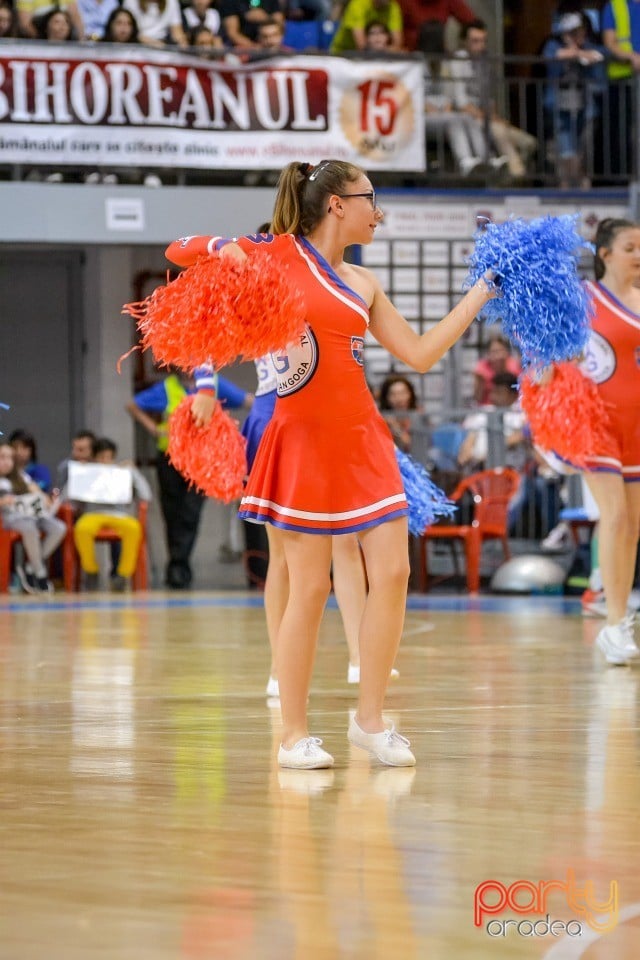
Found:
[417,467,521,593]
[59,501,149,591]
[0,520,22,592]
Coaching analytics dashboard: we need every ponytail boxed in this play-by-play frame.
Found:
[271,158,364,236]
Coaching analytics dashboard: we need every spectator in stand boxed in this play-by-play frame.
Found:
[399,0,475,54]
[123,0,188,48]
[364,18,392,49]
[102,6,140,41]
[543,12,606,189]
[57,430,97,490]
[16,0,83,39]
[450,19,538,179]
[256,17,291,51]
[182,0,221,36]
[8,430,52,494]
[600,0,640,177]
[0,443,66,595]
[422,18,498,177]
[473,333,521,406]
[378,374,420,453]
[330,0,403,52]
[220,0,283,48]
[189,23,224,50]
[0,1,20,37]
[70,437,152,593]
[39,7,75,39]
[77,0,120,38]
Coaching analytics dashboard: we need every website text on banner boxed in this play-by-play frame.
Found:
[0,45,425,171]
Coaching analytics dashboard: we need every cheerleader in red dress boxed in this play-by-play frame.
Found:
[577,219,640,665]
[167,159,496,768]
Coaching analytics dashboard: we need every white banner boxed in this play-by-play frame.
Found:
[0,44,425,171]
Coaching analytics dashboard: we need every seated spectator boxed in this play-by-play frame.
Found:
[69,437,152,593]
[0,1,20,37]
[16,0,83,39]
[123,0,188,48]
[364,19,391,49]
[77,0,120,39]
[182,0,221,36]
[56,430,97,490]
[102,6,140,41]
[450,19,538,179]
[422,19,498,177]
[189,24,224,50]
[0,442,66,594]
[542,12,606,189]
[378,374,420,452]
[39,7,75,39]
[473,333,521,405]
[458,372,528,473]
[255,17,291,51]
[330,0,403,53]
[9,430,52,494]
[399,0,476,54]
[220,0,283,48]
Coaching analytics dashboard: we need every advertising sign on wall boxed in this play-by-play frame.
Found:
[0,46,425,171]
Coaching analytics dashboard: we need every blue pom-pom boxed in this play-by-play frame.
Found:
[395,448,455,535]
[464,214,592,368]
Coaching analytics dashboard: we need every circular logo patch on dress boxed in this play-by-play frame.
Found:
[274,325,319,396]
[578,330,616,384]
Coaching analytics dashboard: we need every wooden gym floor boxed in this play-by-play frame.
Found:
[1,590,639,959]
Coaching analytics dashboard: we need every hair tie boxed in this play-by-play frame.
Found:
[308,160,330,182]
[300,162,313,178]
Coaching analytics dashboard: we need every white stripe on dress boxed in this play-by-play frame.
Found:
[240,493,407,522]
[293,238,371,327]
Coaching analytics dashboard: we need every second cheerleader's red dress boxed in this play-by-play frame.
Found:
[166,231,409,534]
[580,280,640,480]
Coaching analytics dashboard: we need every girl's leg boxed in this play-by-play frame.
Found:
[584,473,636,624]
[38,516,66,561]
[272,527,333,748]
[331,534,366,671]
[264,524,289,680]
[355,518,410,732]
[4,517,45,574]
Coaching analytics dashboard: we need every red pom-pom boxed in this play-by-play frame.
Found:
[123,251,306,370]
[168,397,247,502]
[520,363,612,467]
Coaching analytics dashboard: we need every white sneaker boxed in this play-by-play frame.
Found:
[596,617,639,666]
[542,521,572,552]
[265,675,279,698]
[347,665,400,684]
[348,716,415,766]
[278,737,334,769]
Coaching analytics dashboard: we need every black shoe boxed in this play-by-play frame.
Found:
[166,562,191,589]
[15,564,37,594]
[84,572,100,591]
[36,577,54,594]
[111,574,129,593]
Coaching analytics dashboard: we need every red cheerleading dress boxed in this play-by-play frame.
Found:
[580,280,640,481]
[239,234,408,534]
[166,231,409,533]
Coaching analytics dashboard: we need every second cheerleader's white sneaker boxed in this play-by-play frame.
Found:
[277,737,334,769]
[596,616,640,666]
[348,716,416,766]
[347,665,400,684]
